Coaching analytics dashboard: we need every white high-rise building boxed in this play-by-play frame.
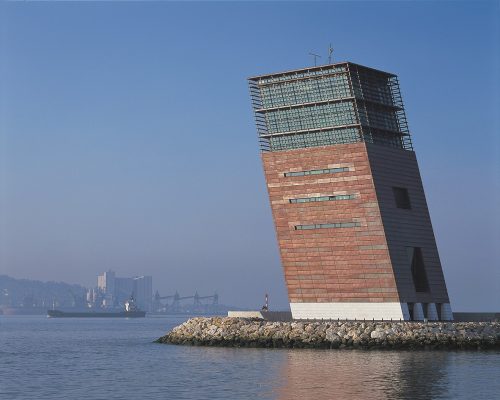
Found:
[97,270,116,308]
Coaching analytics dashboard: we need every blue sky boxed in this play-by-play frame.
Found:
[0,1,499,310]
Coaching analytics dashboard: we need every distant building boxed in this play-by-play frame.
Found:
[97,270,115,308]
[94,271,153,312]
[133,276,152,312]
[115,277,134,305]
[97,270,115,294]
[86,288,97,305]
[248,62,452,321]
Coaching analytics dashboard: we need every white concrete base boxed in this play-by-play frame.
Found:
[290,302,410,321]
[440,303,454,321]
[400,302,410,320]
[228,311,264,319]
[413,303,425,321]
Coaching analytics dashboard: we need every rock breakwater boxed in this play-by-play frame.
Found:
[156,317,500,350]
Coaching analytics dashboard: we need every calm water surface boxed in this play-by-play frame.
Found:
[1,316,499,400]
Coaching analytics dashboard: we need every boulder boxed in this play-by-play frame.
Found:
[156,318,500,350]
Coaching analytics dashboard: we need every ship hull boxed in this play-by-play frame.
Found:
[47,310,146,318]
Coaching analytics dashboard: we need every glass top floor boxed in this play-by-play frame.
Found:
[248,61,413,152]
[248,62,396,85]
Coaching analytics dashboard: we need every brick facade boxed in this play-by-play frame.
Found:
[263,142,399,304]
[262,142,450,316]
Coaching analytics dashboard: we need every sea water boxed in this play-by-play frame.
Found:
[1,316,499,400]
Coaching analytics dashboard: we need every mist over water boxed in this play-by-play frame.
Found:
[1,316,499,400]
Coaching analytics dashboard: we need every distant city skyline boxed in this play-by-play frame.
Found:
[0,1,499,310]
[95,270,152,311]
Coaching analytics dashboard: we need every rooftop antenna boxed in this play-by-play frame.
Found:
[309,52,321,67]
[328,43,334,64]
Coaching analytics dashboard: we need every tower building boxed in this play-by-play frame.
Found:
[249,62,452,321]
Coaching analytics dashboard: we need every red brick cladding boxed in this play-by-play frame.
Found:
[262,142,400,304]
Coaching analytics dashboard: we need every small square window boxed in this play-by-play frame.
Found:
[393,187,411,209]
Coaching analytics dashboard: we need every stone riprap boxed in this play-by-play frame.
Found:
[156,317,500,350]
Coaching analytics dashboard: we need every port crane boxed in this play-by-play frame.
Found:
[153,291,219,313]
[194,292,219,306]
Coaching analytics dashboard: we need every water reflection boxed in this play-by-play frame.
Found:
[2,317,498,400]
[274,350,450,400]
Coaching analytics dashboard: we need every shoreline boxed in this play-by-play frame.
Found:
[156,317,500,350]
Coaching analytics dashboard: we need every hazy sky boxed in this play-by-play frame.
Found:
[1,1,499,310]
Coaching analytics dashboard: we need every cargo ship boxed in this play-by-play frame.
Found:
[47,296,146,318]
